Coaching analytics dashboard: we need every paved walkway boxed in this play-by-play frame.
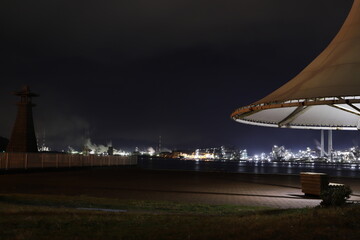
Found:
[1,168,360,208]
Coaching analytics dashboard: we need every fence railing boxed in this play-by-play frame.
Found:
[0,153,137,170]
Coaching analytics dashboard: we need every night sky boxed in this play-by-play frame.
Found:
[1,0,358,154]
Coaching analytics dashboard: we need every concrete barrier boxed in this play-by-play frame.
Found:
[300,172,329,196]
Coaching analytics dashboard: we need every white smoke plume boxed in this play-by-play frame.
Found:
[161,147,172,153]
[83,138,129,156]
[147,147,155,155]
[84,138,111,154]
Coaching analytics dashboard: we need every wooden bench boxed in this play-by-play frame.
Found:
[300,172,329,196]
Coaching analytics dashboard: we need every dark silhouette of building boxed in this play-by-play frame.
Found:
[0,136,9,152]
[6,86,39,152]
[107,146,114,156]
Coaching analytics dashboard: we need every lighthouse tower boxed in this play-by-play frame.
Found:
[7,86,39,152]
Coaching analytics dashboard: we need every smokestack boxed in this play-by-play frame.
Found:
[158,135,162,153]
[328,130,333,160]
[321,129,325,158]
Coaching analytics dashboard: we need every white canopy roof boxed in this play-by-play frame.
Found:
[232,0,360,130]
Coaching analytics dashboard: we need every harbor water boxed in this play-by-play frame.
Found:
[138,157,360,178]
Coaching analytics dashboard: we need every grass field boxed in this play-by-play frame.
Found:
[1,193,360,240]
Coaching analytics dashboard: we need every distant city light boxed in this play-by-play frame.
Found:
[41,139,360,164]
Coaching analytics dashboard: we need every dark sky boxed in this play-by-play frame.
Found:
[1,0,358,153]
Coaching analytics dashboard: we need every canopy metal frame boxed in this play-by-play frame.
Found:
[232,0,360,131]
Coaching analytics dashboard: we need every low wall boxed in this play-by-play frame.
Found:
[0,153,137,170]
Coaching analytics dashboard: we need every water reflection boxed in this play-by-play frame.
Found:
[138,157,360,178]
